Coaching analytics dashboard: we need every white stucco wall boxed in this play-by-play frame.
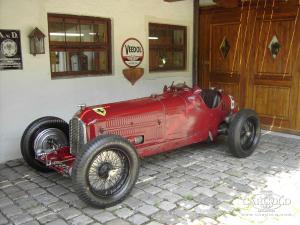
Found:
[0,0,193,163]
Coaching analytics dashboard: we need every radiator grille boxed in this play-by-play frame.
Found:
[69,117,85,155]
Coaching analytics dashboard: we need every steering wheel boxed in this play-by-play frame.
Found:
[173,82,188,90]
[164,82,189,92]
[170,82,188,91]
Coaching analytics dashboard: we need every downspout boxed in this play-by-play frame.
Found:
[192,0,200,86]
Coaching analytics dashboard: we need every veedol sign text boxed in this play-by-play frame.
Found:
[121,38,144,68]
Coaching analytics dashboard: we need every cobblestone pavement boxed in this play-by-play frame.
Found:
[1,133,300,225]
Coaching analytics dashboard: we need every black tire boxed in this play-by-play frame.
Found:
[228,109,261,158]
[72,135,139,208]
[21,116,69,172]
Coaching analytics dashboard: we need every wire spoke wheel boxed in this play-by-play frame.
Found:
[72,135,139,208]
[87,148,130,197]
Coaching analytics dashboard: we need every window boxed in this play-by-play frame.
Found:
[48,14,111,78]
[149,23,186,72]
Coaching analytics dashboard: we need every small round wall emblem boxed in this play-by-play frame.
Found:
[1,39,18,57]
[121,38,144,68]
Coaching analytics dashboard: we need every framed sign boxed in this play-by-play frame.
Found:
[121,38,144,68]
[0,29,23,70]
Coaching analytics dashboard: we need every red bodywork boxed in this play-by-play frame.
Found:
[37,86,237,175]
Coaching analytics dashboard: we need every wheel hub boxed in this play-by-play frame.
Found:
[34,128,68,154]
[97,162,113,179]
[246,131,252,137]
[240,118,256,150]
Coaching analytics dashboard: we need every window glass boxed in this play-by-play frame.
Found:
[99,50,108,71]
[174,30,184,45]
[65,22,80,42]
[81,23,107,43]
[149,23,186,72]
[173,51,184,67]
[48,14,111,78]
[50,51,67,73]
[49,20,65,42]
[80,24,94,43]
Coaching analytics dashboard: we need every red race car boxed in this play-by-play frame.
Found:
[21,83,260,208]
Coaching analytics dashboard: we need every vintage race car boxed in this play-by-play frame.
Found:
[21,83,260,208]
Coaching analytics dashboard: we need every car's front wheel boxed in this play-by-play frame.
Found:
[72,135,139,208]
[21,116,69,172]
[228,109,261,158]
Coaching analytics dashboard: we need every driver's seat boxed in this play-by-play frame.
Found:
[200,89,221,109]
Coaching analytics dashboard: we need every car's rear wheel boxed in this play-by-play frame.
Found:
[72,135,139,208]
[228,109,260,158]
[21,116,69,172]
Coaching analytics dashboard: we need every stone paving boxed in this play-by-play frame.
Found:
[1,133,300,225]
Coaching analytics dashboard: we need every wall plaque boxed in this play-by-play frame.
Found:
[121,38,144,68]
[0,29,23,70]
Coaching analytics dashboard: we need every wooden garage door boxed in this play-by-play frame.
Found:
[199,2,300,134]
[209,11,243,104]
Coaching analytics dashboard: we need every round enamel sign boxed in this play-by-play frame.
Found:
[121,38,144,68]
